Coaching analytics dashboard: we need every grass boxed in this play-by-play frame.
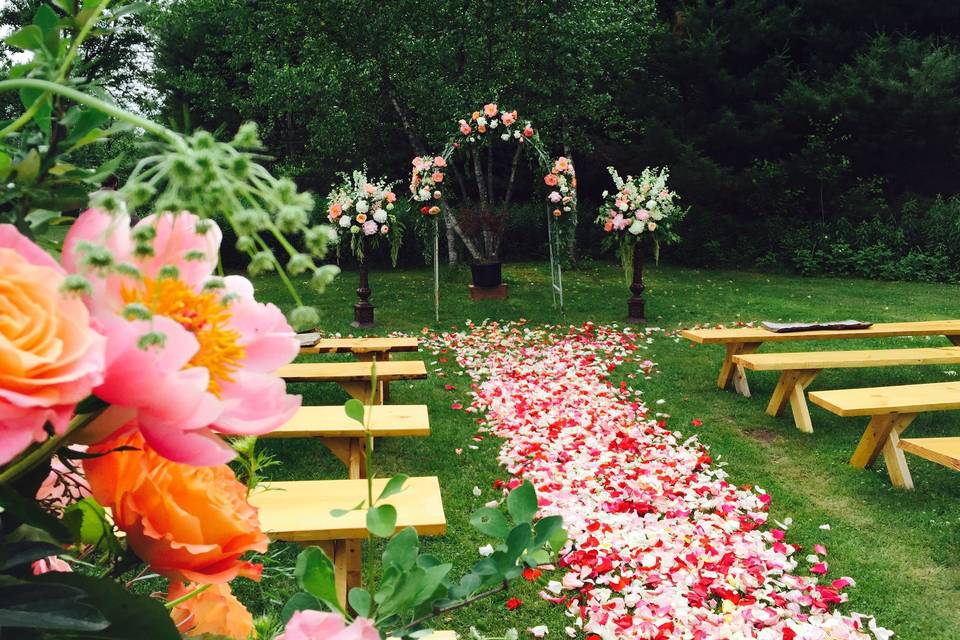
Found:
[241,260,960,639]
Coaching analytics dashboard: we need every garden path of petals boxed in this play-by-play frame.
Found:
[425,321,893,640]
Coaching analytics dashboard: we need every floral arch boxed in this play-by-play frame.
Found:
[410,103,577,314]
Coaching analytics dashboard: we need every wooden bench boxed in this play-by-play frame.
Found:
[808,381,960,489]
[734,347,960,433]
[250,476,446,606]
[298,335,420,359]
[899,437,960,474]
[682,321,960,397]
[277,360,428,404]
[260,405,430,478]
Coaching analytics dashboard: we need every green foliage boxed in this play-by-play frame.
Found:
[283,480,566,638]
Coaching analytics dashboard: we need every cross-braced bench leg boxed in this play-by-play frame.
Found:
[850,413,917,489]
[322,437,367,478]
[717,342,762,396]
[356,352,391,401]
[340,381,382,404]
[766,369,820,433]
[947,335,960,346]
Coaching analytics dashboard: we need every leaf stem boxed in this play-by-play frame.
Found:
[164,583,211,609]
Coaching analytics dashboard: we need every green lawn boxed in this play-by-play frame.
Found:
[242,261,960,640]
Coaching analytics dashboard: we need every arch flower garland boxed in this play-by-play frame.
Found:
[544,155,577,220]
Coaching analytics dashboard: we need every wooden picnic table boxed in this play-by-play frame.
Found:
[682,320,960,397]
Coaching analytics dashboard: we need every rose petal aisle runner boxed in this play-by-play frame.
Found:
[425,321,892,640]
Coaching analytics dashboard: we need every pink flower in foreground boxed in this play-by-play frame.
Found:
[0,225,106,464]
[63,209,300,465]
[277,611,379,640]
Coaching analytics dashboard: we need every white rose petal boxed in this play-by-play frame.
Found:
[478,544,494,557]
[472,485,482,497]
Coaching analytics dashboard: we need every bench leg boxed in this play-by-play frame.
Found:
[717,342,762,396]
[882,423,914,490]
[946,335,960,346]
[340,381,382,404]
[850,413,917,470]
[356,353,390,402]
[322,438,367,479]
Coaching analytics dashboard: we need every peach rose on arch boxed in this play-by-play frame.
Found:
[0,225,106,465]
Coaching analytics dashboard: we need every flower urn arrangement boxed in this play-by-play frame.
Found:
[326,169,405,327]
[597,166,684,321]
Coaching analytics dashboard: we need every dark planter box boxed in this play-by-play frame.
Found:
[470,262,502,288]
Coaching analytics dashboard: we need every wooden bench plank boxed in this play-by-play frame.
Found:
[277,360,428,403]
[277,360,428,382]
[734,346,960,371]
[899,437,960,472]
[809,381,960,417]
[250,476,447,543]
[299,336,420,356]
[683,320,960,344]
[264,405,430,438]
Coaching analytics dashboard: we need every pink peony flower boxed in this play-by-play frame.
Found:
[363,183,376,195]
[384,191,397,203]
[62,209,300,465]
[362,220,378,236]
[277,611,379,640]
[548,191,562,203]
[484,102,498,117]
[501,111,517,126]
[459,120,471,136]
[32,556,71,575]
[0,225,106,465]
[433,156,447,167]
[636,209,650,221]
[611,214,629,231]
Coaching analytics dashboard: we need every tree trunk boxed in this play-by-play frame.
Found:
[502,145,523,209]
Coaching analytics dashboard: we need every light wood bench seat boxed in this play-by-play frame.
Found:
[682,320,960,397]
[808,381,960,489]
[277,360,428,403]
[899,437,960,473]
[734,347,960,433]
[298,336,420,358]
[250,476,446,605]
[260,405,430,478]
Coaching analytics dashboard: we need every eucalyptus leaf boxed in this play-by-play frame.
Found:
[376,473,408,502]
[344,398,365,425]
[366,504,397,538]
[469,507,510,539]
[506,480,538,524]
[382,526,418,570]
[279,592,321,624]
[5,25,44,51]
[347,588,372,618]
[294,546,345,615]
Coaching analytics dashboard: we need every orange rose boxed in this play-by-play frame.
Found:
[471,111,480,121]
[355,213,367,223]
[544,174,559,187]
[431,171,444,183]
[169,582,254,639]
[84,429,268,583]
[552,209,562,217]
[477,124,487,133]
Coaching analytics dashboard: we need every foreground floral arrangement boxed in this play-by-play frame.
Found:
[425,321,893,640]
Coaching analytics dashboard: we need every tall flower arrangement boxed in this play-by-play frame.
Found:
[327,169,404,265]
[597,166,685,274]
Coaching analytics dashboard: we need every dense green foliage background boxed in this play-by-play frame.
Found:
[5,0,959,280]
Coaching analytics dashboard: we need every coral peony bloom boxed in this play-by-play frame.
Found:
[544,174,559,187]
[603,221,614,232]
[433,156,446,167]
[328,203,343,219]
[459,120,472,136]
[484,103,498,117]
[0,225,105,465]
[384,191,397,203]
[169,582,254,639]
[501,111,516,126]
[84,429,268,583]
[431,171,444,183]
[277,610,379,640]
[63,208,303,464]
[554,157,570,172]
[477,124,487,134]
